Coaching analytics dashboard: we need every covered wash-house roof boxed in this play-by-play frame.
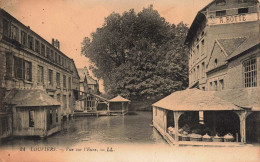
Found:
[109,95,131,102]
[4,89,60,107]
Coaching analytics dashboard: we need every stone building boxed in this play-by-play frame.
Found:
[153,0,259,145]
[0,9,80,139]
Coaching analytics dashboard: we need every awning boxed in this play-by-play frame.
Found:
[4,89,60,107]
[109,95,130,102]
[153,89,242,111]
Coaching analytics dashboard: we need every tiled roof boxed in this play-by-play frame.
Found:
[215,88,260,111]
[217,37,247,56]
[227,35,259,60]
[153,88,260,111]
[109,95,130,102]
[4,89,60,107]
[152,89,241,111]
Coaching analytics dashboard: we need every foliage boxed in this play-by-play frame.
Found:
[81,5,189,101]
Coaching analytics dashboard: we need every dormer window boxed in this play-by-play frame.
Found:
[216,0,226,6]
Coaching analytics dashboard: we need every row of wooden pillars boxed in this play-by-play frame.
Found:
[164,110,253,144]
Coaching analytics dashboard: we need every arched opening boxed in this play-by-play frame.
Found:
[204,111,240,138]
[246,112,260,144]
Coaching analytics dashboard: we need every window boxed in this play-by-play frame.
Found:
[68,77,71,90]
[14,56,32,81]
[5,53,13,78]
[3,19,10,37]
[63,75,67,88]
[62,57,64,66]
[24,60,32,81]
[214,81,218,91]
[56,72,60,87]
[37,65,44,84]
[238,8,248,14]
[41,43,45,56]
[28,35,34,50]
[55,52,58,62]
[48,69,53,86]
[50,49,54,60]
[201,39,204,55]
[35,40,40,53]
[46,47,50,59]
[58,55,61,64]
[216,10,226,16]
[219,79,224,90]
[202,87,205,91]
[210,82,213,90]
[56,109,58,123]
[214,59,218,66]
[196,45,199,57]
[29,110,35,127]
[11,25,19,41]
[63,95,67,109]
[21,31,27,46]
[57,94,61,102]
[202,62,205,78]
[14,57,23,79]
[197,65,200,79]
[216,0,226,5]
[243,58,257,87]
[50,109,53,125]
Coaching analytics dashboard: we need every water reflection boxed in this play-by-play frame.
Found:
[1,111,167,148]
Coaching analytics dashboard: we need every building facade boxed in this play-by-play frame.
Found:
[153,0,260,145]
[0,9,80,139]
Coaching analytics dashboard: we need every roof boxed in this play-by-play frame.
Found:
[227,35,260,60]
[86,75,97,85]
[77,68,97,84]
[184,0,216,45]
[109,95,131,102]
[217,37,247,56]
[4,89,60,107]
[71,60,80,79]
[153,89,242,111]
[215,88,260,111]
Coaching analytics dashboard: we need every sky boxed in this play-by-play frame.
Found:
[0,0,213,91]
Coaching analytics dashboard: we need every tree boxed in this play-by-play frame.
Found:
[81,5,189,101]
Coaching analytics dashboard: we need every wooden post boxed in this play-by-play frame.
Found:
[173,111,184,145]
[235,111,252,143]
[164,110,167,133]
[122,102,124,114]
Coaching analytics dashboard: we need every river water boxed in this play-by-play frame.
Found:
[1,111,167,148]
[1,112,259,162]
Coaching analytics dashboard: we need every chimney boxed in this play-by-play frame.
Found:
[52,38,60,50]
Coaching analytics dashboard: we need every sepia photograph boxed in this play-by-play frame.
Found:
[0,0,259,161]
